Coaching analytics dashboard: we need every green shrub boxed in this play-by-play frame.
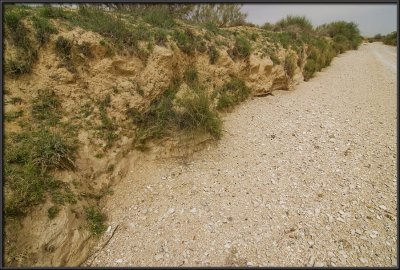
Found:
[77,42,94,58]
[303,59,316,81]
[85,206,107,236]
[176,92,222,138]
[183,65,198,86]
[39,5,71,19]
[154,29,168,46]
[55,36,76,73]
[284,53,297,78]
[173,29,197,55]
[142,5,176,28]
[98,95,117,148]
[208,45,219,64]
[31,88,61,124]
[32,16,58,45]
[217,77,251,110]
[233,35,252,59]
[275,15,313,32]
[383,31,397,46]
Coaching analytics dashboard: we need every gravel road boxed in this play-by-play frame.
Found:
[85,43,397,267]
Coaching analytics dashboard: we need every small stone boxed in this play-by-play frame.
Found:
[314,261,324,267]
[155,254,164,261]
[337,217,345,223]
[224,243,231,249]
[308,255,316,266]
[246,262,254,266]
[359,257,368,263]
[328,251,335,257]
[190,208,197,213]
[379,205,387,210]
[116,259,123,264]
[167,208,175,215]
[370,230,378,238]
[308,241,314,247]
[355,229,362,235]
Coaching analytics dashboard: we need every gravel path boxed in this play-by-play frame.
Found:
[86,43,397,267]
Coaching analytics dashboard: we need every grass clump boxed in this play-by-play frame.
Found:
[5,110,24,122]
[85,206,107,236]
[4,7,38,75]
[383,31,397,46]
[176,91,222,139]
[216,77,251,111]
[98,95,117,148]
[232,35,252,59]
[208,45,219,64]
[4,128,77,217]
[39,5,71,19]
[275,15,313,33]
[31,89,61,125]
[154,29,168,46]
[284,53,297,78]
[32,16,58,45]
[183,65,199,87]
[55,36,76,73]
[173,29,198,55]
[48,205,60,219]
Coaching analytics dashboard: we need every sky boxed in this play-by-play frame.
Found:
[241,4,397,37]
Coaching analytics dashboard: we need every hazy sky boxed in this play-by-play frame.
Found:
[241,4,397,37]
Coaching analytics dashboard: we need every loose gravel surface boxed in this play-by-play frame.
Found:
[85,43,397,267]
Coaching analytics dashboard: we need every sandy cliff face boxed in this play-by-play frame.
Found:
[4,19,306,267]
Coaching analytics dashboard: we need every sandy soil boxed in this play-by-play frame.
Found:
[84,42,397,267]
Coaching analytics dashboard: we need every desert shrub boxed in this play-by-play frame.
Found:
[31,88,61,124]
[233,35,252,59]
[184,65,199,86]
[262,45,280,65]
[4,127,77,217]
[142,5,176,28]
[190,4,247,27]
[284,53,297,78]
[261,22,275,31]
[55,36,76,73]
[4,7,38,75]
[317,21,362,50]
[383,31,397,46]
[208,45,219,64]
[77,42,94,58]
[154,29,168,46]
[173,29,198,55]
[176,91,222,138]
[303,59,316,81]
[32,16,58,45]
[217,77,251,110]
[39,5,71,19]
[275,15,313,32]
[98,95,117,148]
[85,206,107,235]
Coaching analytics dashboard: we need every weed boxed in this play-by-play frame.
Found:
[32,16,58,45]
[85,206,107,236]
[48,205,60,219]
[183,65,199,87]
[39,5,71,19]
[217,77,251,111]
[77,42,94,58]
[173,29,198,55]
[55,36,76,73]
[31,89,61,125]
[284,53,297,78]
[142,5,176,28]
[98,95,117,148]
[208,45,219,64]
[154,29,168,46]
[5,110,24,122]
[176,91,222,138]
[233,35,252,59]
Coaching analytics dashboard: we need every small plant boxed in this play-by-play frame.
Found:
[154,29,168,46]
[55,36,76,73]
[176,91,222,138]
[173,29,197,55]
[284,53,297,78]
[184,65,199,87]
[98,95,117,148]
[48,205,60,219]
[208,45,219,64]
[85,206,107,236]
[233,35,252,59]
[39,5,70,19]
[77,42,94,58]
[32,16,58,45]
[31,88,61,124]
[217,77,251,111]
[5,110,24,122]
